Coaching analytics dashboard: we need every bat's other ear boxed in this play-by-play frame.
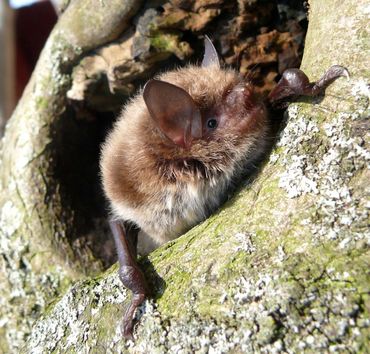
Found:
[143,80,202,148]
[202,35,220,68]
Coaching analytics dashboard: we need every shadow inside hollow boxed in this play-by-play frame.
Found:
[53,108,117,270]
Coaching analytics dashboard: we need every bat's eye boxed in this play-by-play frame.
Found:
[207,118,218,129]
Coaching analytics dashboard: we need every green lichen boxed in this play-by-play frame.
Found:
[149,31,192,60]
[150,34,174,52]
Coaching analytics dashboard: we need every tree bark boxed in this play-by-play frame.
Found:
[0,0,368,353]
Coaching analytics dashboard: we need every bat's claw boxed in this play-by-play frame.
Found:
[323,65,350,82]
[335,65,350,80]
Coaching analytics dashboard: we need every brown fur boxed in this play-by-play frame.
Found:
[100,64,269,253]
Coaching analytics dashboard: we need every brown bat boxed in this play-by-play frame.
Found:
[100,36,348,339]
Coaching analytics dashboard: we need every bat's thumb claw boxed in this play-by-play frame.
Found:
[342,68,350,80]
[329,65,350,80]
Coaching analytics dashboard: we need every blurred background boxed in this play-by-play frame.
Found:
[0,0,58,136]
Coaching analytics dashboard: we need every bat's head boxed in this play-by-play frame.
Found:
[142,36,268,178]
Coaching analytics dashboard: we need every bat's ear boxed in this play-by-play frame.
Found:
[143,79,202,148]
[202,35,220,68]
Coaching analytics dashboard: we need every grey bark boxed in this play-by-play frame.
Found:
[0,0,369,353]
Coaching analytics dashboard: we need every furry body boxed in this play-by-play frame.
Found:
[100,65,268,253]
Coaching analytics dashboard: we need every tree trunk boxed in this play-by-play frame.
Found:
[0,0,368,353]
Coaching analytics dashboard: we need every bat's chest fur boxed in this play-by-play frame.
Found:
[114,175,230,252]
[153,178,228,234]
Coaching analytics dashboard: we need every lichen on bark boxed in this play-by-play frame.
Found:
[1,0,369,353]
